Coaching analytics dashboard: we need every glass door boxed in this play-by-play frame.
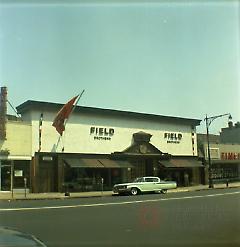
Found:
[1,165,11,191]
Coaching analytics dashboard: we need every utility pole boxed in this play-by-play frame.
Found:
[204,113,232,188]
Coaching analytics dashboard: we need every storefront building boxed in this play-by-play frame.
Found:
[220,121,240,144]
[198,133,240,183]
[0,87,32,193]
[13,99,203,193]
[0,117,32,192]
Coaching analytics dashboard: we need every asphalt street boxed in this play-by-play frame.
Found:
[0,188,239,247]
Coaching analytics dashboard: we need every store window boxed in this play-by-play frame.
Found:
[13,160,30,188]
[64,166,124,192]
[212,165,238,180]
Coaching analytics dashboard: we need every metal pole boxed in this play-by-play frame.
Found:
[0,160,1,191]
[204,113,231,189]
[11,161,14,199]
[61,90,85,152]
[205,115,213,188]
[101,177,104,197]
[63,90,85,128]
[24,177,27,198]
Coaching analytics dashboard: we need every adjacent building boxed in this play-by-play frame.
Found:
[198,122,240,184]
[0,87,32,192]
[220,121,240,144]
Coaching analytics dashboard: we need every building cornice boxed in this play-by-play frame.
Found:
[17,100,201,126]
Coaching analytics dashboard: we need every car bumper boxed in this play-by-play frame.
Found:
[113,187,130,194]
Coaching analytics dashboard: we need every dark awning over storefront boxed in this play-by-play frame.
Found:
[64,158,104,168]
[210,160,240,165]
[159,158,203,168]
[64,158,133,168]
[98,159,133,168]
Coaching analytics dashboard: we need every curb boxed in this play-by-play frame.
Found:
[1,185,239,201]
[0,193,113,201]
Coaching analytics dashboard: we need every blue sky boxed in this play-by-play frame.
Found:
[0,0,239,134]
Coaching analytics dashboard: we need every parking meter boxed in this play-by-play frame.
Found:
[101,178,104,196]
[24,177,27,198]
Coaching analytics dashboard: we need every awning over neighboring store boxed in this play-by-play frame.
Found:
[159,158,203,168]
[210,160,240,165]
[64,158,133,168]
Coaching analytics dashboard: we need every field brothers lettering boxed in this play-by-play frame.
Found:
[164,132,182,144]
[90,127,115,141]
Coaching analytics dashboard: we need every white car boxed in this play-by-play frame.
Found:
[113,176,177,195]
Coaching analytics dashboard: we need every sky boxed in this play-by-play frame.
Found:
[0,0,239,134]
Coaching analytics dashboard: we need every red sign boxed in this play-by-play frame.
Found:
[221,152,240,160]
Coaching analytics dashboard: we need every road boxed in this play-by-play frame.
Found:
[0,188,240,247]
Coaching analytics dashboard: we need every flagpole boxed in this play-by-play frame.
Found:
[61,90,85,152]
[63,89,85,128]
[38,113,43,152]
[70,89,85,116]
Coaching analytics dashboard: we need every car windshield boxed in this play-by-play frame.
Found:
[133,177,144,183]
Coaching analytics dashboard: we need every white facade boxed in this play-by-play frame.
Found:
[0,120,32,191]
[19,105,199,157]
[0,120,32,160]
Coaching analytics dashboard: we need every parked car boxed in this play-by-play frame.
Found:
[113,176,177,195]
[0,226,47,247]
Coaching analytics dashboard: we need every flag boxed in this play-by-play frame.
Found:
[52,95,79,136]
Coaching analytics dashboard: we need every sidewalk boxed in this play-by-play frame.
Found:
[0,182,239,201]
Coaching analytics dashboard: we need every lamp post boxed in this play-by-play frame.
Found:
[204,113,232,188]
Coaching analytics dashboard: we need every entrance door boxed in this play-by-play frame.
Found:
[1,165,11,191]
[39,164,55,192]
[145,159,153,176]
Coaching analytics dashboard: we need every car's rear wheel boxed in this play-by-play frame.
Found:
[161,189,167,194]
[130,187,139,195]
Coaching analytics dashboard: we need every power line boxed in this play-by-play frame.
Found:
[7,100,21,117]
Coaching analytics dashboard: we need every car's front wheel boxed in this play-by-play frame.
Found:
[130,187,139,195]
[161,189,167,194]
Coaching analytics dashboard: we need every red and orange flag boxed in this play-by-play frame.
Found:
[52,95,79,136]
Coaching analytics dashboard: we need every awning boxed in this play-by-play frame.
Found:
[210,160,240,165]
[64,158,104,168]
[98,159,133,168]
[159,158,203,168]
[64,158,133,168]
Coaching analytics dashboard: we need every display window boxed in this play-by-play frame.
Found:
[13,160,30,188]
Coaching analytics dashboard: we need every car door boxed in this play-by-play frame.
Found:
[156,179,174,190]
[135,177,146,191]
[143,177,156,191]
[151,177,166,191]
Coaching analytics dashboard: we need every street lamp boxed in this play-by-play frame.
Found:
[204,113,232,188]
